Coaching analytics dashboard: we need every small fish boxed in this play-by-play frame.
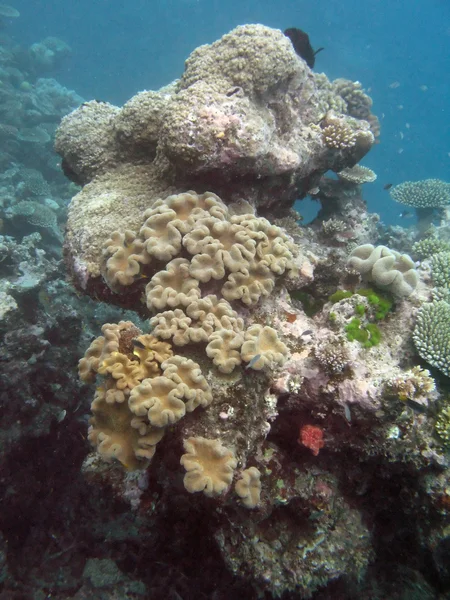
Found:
[301,329,313,337]
[405,399,428,414]
[343,403,352,423]
[284,28,324,68]
[399,211,414,219]
[389,81,401,89]
[245,354,261,370]
[132,339,146,349]
[383,183,393,190]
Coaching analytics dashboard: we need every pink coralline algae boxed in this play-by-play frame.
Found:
[298,424,325,456]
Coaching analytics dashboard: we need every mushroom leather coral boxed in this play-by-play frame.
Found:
[180,437,237,497]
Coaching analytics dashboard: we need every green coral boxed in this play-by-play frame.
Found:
[412,237,450,260]
[329,290,353,303]
[390,179,450,209]
[413,300,450,377]
[345,318,380,348]
[357,288,393,319]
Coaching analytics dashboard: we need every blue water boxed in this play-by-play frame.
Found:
[10,0,450,224]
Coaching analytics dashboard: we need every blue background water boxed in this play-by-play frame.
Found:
[9,0,450,224]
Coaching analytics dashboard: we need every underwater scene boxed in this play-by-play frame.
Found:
[0,0,450,598]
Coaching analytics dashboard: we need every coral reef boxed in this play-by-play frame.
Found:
[55,24,377,297]
[5,21,450,600]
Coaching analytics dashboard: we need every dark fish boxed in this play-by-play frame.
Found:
[399,211,414,219]
[284,27,324,68]
[132,339,146,349]
[405,399,428,414]
[302,329,313,336]
[383,183,393,190]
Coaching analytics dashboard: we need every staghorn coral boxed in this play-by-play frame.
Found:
[180,437,237,497]
[314,335,352,374]
[385,366,436,404]
[413,300,450,377]
[240,324,289,370]
[347,244,418,297]
[319,111,374,152]
[234,467,262,508]
[435,406,450,445]
[390,179,450,209]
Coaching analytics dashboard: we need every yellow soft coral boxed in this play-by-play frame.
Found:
[241,324,289,370]
[145,258,201,310]
[88,388,164,470]
[103,230,150,287]
[180,437,237,497]
[235,467,262,508]
[128,376,186,427]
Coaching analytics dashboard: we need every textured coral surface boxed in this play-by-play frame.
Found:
[4,22,450,600]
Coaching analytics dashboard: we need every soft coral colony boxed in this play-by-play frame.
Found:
[57,24,450,598]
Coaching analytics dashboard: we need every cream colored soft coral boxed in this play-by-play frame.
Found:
[180,437,237,497]
[139,206,183,261]
[206,329,244,373]
[184,216,257,281]
[79,321,141,383]
[145,258,201,311]
[150,308,209,346]
[222,260,275,306]
[161,355,212,411]
[103,230,150,287]
[128,376,186,427]
[241,324,289,370]
[88,388,164,470]
[235,467,262,508]
[186,295,244,333]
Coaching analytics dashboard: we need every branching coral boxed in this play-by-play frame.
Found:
[390,179,450,209]
[413,300,450,377]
